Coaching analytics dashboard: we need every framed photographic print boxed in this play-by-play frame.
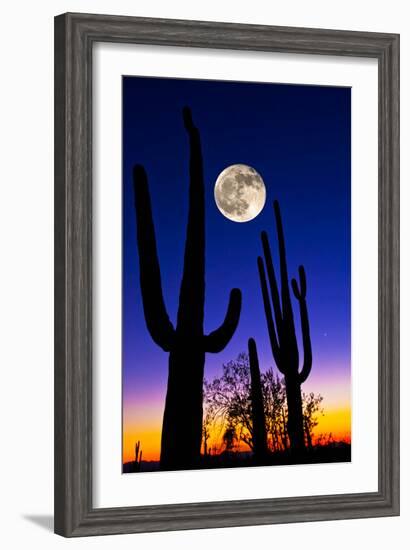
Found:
[54,13,400,537]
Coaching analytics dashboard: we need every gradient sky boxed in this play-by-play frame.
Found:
[122,76,351,463]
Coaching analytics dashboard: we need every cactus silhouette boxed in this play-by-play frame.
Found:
[257,200,312,451]
[134,441,143,471]
[248,338,268,461]
[133,107,242,470]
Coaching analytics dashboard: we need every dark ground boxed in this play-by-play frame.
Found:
[123,442,351,473]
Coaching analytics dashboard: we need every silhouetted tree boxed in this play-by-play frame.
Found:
[204,353,254,450]
[204,352,323,455]
[262,369,288,451]
[303,392,324,448]
[133,108,242,470]
[257,200,312,452]
[202,405,214,457]
[222,425,237,452]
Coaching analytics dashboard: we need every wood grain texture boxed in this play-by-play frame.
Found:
[54,12,400,537]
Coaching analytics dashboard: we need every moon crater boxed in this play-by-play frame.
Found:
[214,164,266,222]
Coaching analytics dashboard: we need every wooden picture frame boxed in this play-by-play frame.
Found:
[54,12,400,537]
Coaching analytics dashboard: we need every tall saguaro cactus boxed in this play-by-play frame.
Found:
[248,338,268,461]
[133,107,242,470]
[257,200,312,452]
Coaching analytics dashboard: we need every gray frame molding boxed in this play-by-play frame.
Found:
[54,12,400,537]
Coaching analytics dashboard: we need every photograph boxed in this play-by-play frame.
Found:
[122,76,352,474]
[51,10,399,538]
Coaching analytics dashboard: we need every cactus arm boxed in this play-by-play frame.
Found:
[291,266,312,383]
[257,257,282,369]
[261,231,283,333]
[204,288,242,353]
[133,165,175,351]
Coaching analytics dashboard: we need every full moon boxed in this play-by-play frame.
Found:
[214,164,266,222]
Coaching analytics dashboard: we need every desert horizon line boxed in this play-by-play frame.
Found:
[123,403,352,463]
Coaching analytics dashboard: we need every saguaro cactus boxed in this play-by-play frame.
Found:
[134,441,143,471]
[133,107,242,470]
[257,200,312,452]
[248,338,268,461]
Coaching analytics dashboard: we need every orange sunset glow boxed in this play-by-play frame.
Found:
[123,404,351,464]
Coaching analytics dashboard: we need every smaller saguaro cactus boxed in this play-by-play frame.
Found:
[257,200,312,452]
[248,338,268,462]
[134,441,143,471]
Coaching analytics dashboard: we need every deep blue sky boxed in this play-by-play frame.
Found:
[122,76,351,409]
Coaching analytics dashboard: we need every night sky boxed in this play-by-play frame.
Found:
[122,76,351,462]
